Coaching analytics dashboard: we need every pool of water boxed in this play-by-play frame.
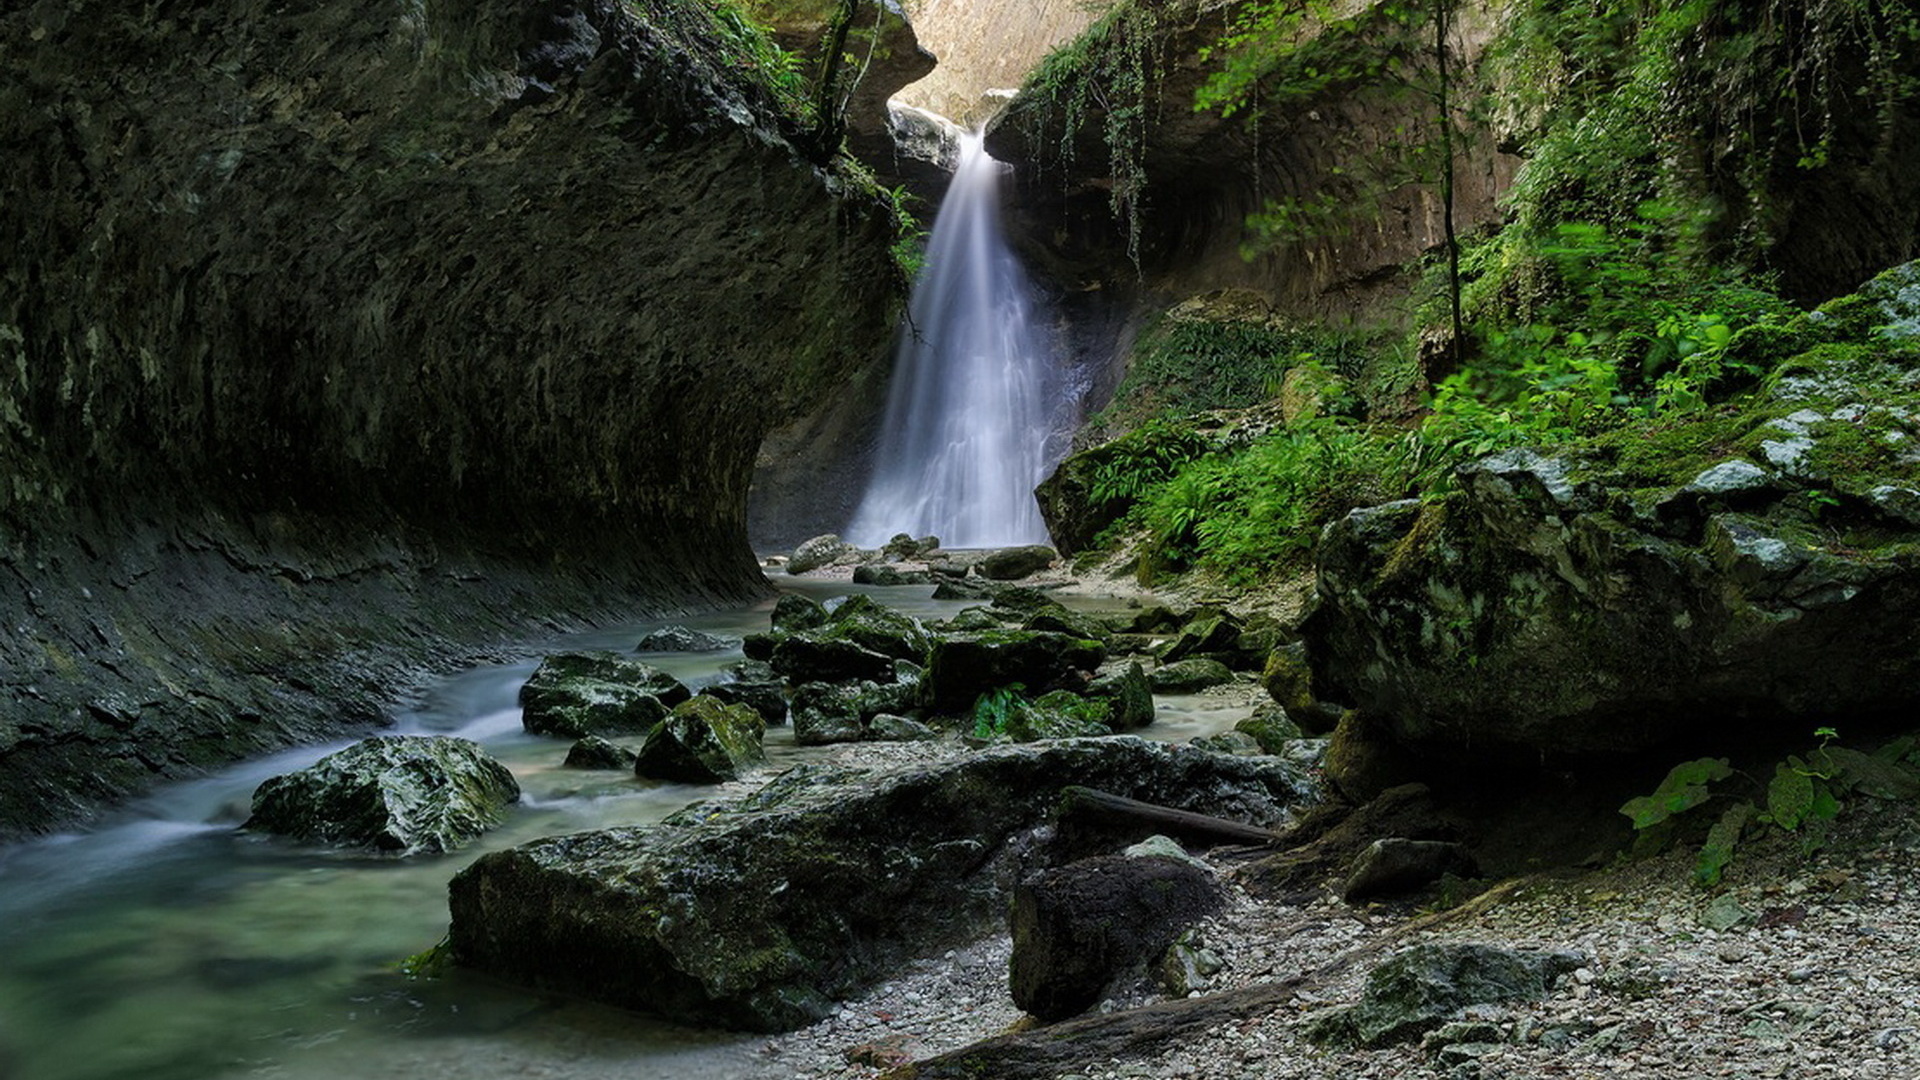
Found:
[0,577,1245,1080]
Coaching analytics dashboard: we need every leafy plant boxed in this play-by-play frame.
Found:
[971,684,1026,740]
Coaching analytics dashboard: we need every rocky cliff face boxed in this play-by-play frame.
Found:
[0,0,902,837]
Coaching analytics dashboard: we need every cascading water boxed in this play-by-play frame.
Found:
[845,131,1058,549]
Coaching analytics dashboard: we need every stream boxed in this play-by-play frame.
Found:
[0,577,1249,1080]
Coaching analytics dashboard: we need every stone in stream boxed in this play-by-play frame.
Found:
[564,735,637,770]
[1306,943,1584,1048]
[786,533,859,574]
[1235,703,1304,751]
[1010,844,1223,1021]
[852,564,933,586]
[634,695,766,783]
[634,625,733,652]
[768,595,933,683]
[519,651,690,739]
[1083,661,1154,730]
[923,630,1106,714]
[1148,657,1235,693]
[703,659,788,726]
[446,737,1313,1031]
[246,735,519,856]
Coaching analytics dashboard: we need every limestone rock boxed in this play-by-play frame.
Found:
[634,695,767,783]
[247,736,519,856]
[1307,943,1583,1048]
[771,593,831,633]
[1084,662,1155,730]
[1342,839,1478,901]
[1148,658,1234,693]
[1236,704,1304,752]
[979,545,1059,580]
[787,534,858,574]
[924,631,1107,713]
[447,738,1313,1031]
[1009,850,1223,1021]
[519,651,689,738]
[853,564,934,586]
[705,660,789,726]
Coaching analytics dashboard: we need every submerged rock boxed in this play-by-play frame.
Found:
[446,738,1311,1031]
[518,651,690,738]
[634,695,766,783]
[635,626,733,653]
[564,735,638,771]
[1009,848,1223,1021]
[247,736,519,855]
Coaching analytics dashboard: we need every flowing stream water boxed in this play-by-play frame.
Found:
[845,132,1062,549]
[0,579,1247,1080]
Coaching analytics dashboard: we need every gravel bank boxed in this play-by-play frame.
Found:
[745,797,1920,1079]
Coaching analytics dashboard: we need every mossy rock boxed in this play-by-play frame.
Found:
[1004,690,1114,741]
[519,651,689,738]
[1235,703,1303,753]
[565,735,638,770]
[247,735,519,856]
[1022,604,1112,642]
[1307,944,1582,1048]
[924,631,1108,714]
[635,695,767,784]
[1148,658,1234,693]
[1085,661,1155,730]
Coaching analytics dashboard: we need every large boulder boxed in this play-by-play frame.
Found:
[1148,657,1235,693]
[635,626,733,653]
[704,660,789,725]
[1009,847,1223,1021]
[519,651,690,738]
[446,738,1312,1031]
[634,695,767,783]
[1306,354,1920,759]
[787,534,859,574]
[1083,662,1155,730]
[246,736,519,855]
[768,594,933,683]
[924,631,1107,713]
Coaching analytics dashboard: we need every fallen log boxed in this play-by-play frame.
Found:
[1053,785,1288,853]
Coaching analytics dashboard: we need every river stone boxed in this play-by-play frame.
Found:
[247,735,519,856]
[1306,943,1585,1048]
[789,681,872,745]
[978,545,1058,580]
[519,651,690,738]
[635,625,733,652]
[787,534,857,574]
[771,593,830,633]
[446,737,1312,1031]
[1149,658,1235,693]
[634,695,766,783]
[769,635,898,684]
[1160,611,1242,664]
[1083,661,1155,730]
[564,735,637,770]
[924,631,1107,713]
[1022,605,1111,642]
[881,533,940,559]
[1236,703,1304,752]
[1009,850,1223,1021]
[705,662,789,726]
[866,713,940,741]
[852,564,934,586]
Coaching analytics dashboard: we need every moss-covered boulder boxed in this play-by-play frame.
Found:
[1306,341,1920,758]
[1084,661,1156,730]
[1306,944,1583,1048]
[979,545,1059,580]
[1160,610,1242,664]
[519,651,690,739]
[767,595,933,683]
[790,674,924,745]
[1022,605,1113,642]
[635,695,766,784]
[635,626,733,653]
[924,631,1108,713]
[446,738,1312,1031]
[1149,658,1235,693]
[246,736,519,855]
[1235,704,1304,752]
[564,735,638,771]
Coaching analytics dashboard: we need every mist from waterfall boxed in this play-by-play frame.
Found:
[845,131,1056,549]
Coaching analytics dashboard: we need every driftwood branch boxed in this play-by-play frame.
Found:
[888,878,1528,1080]
[1055,786,1289,849]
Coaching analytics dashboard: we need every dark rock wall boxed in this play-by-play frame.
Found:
[0,0,902,837]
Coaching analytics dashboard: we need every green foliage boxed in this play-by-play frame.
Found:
[1011,0,1171,266]
[970,684,1026,740]
[1087,419,1212,508]
[1620,758,1734,830]
[1623,729,1920,887]
[1133,418,1438,581]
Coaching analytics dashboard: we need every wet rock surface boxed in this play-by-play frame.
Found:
[518,651,687,738]
[633,694,767,783]
[446,737,1312,1032]
[246,735,520,856]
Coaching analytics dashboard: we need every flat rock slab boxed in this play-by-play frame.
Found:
[447,738,1311,1031]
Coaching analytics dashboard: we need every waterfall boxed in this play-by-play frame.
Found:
[845,132,1056,549]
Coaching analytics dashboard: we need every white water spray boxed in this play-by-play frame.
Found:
[846,131,1056,548]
